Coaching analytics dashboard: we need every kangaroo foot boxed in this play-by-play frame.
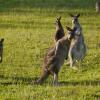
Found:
[65,61,70,66]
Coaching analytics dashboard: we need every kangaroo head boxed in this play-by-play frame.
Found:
[0,38,4,43]
[55,16,61,27]
[0,38,4,46]
[69,13,80,24]
[66,26,77,40]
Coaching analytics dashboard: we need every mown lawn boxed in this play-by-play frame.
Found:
[0,0,100,100]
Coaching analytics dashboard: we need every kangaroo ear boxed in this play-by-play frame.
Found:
[57,16,61,20]
[66,26,73,31]
[77,13,80,18]
[69,13,74,17]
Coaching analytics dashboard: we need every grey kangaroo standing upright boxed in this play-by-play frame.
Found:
[0,38,4,63]
[35,26,76,85]
[68,13,87,68]
[55,16,65,42]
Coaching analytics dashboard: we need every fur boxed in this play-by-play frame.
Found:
[68,14,87,67]
[0,38,4,63]
[35,27,76,85]
[55,16,65,42]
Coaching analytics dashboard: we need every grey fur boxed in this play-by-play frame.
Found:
[68,14,87,67]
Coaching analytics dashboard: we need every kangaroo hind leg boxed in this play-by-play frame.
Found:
[53,73,58,86]
[35,70,49,85]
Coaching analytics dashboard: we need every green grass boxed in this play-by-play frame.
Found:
[0,0,100,100]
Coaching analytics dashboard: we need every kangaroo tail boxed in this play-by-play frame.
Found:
[35,69,49,84]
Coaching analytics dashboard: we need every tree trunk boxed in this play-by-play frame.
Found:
[96,2,100,12]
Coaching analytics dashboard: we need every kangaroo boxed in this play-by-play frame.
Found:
[68,13,87,68]
[35,27,76,85]
[54,16,65,42]
[43,16,65,65]
[0,38,4,63]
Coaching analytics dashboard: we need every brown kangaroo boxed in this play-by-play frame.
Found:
[43,16,65,65]
[54,16,65,42]
[0,38,4,63]
[35,27,76,85]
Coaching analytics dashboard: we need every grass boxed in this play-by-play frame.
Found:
[0,0,100,100]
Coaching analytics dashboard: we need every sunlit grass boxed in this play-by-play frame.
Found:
[0,0,100,99]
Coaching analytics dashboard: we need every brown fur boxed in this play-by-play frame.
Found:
[55,16,65,42]
[35,27,76,85]
[43,16,65,65]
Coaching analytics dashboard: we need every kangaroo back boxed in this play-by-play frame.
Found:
[35,26,75,84]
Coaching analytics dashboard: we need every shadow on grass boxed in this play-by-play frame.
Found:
[0,75,100,86]
[0,75,38,86]
[59,80,100,86]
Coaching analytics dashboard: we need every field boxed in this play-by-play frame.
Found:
[0,0,100,99]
